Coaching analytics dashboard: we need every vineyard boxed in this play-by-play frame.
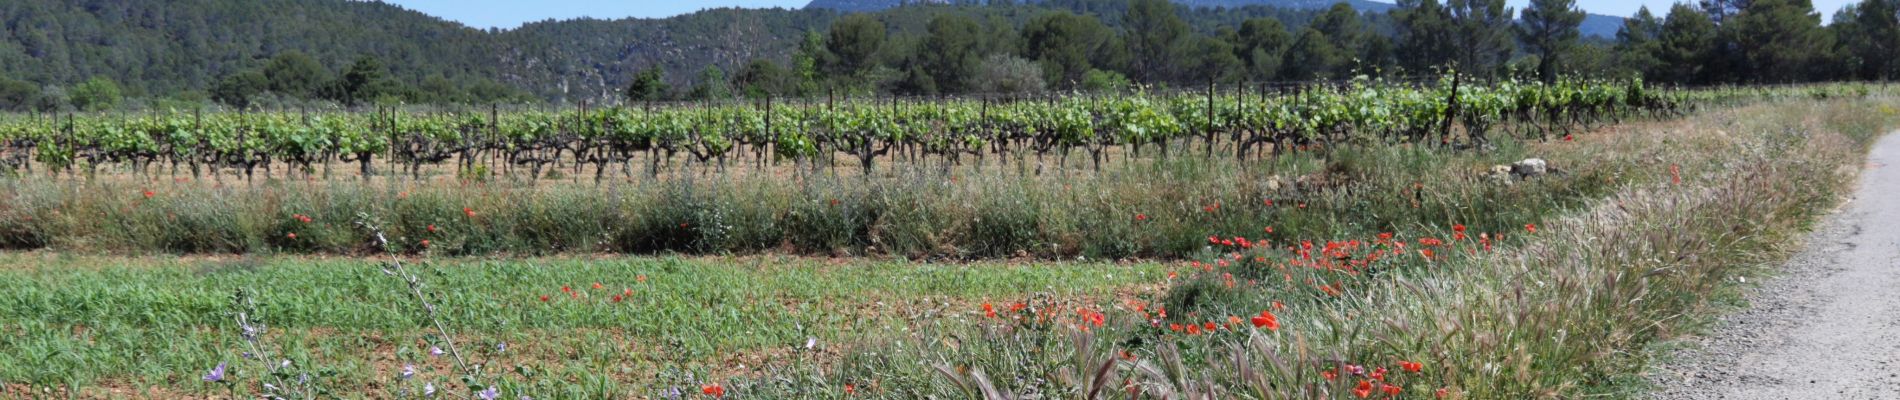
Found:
[2,77,1851,181]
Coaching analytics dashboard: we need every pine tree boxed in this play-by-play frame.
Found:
[1616,7,1665,79]
[1518,0,1586,82]
[1728,0,1827,82]
[1394,0,1457,74]
[1654,3,1720,83]
[1447,0,1517,75]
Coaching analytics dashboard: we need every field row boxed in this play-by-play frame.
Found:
[4,79,1857,181]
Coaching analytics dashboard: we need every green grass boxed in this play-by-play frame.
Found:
[0,254,1163,397]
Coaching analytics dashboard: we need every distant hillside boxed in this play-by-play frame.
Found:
[805,0,1625,37]
[0,0,832,103]
[0,0,500,96]
[1579,14,1623,39]
[0,0,1630,107]
[492,8,836,101]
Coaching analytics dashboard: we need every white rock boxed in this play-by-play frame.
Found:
[1512,158,1548,178]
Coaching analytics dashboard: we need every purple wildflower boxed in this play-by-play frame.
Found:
[478,387,500,400]
[202,362,226,382]
[400,364,416,380]
[430,346,445,357]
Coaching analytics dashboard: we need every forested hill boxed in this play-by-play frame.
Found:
[0,0,1346,105]
[493,8,835,101]
[0,0,834,104]
[4,0,1885,111]
[0,0,499,96]
[803,0,1626,37]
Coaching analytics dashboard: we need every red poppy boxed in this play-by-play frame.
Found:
[427,224,437,233]
[1353,380,1373,398]
[701,383,725,397]
[419,239,430,248]
[1251,310,1280,330]
[464,207,476,218]
[1185,325,1201,335]
[1381,384,1402,396]
[1525,223,1537,233]
[1203,322,1217,331]
[286,232,297,239]
[1399,360,1423,373]
[1321,369,1337,380]
[1135,213,1148,221]
[1436,388,1451,398]
[1320,284,1341,296]
[561,286,572,293]
[844,384,855,395]
[611,295,622,303]
[983,303,996,318]
[636,275,648,283]
[539,295,550,302]
[1452,224,1466,233]
[592,282,604,290]
[1080,309,1106,327]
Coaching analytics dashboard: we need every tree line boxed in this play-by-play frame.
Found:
[624,0,1896,103]
[1,0,1892,112]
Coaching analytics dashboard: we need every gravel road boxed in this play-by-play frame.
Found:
[1650,133,1900,399]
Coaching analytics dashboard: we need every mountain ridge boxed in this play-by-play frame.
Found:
[803,0,1625,37]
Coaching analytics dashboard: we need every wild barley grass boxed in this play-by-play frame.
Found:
[0,134,1591,260]
[723,97,1899,399]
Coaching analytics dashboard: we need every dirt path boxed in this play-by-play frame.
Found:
[1650,132,1900,399]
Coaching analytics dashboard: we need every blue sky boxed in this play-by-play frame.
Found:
[379,0,1863,30]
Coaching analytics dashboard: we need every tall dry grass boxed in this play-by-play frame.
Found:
[0,133,1606,260]
[724,97,1898,398]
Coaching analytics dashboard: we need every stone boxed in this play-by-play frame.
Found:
[1512,158,1548,178]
